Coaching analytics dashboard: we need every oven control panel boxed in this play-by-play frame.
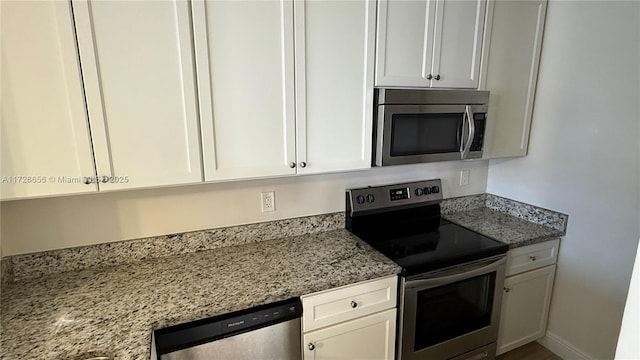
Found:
[347,179,443,214]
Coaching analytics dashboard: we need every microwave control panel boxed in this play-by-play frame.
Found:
[471,113,486,151]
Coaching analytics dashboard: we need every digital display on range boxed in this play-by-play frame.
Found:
[389,187,409,201]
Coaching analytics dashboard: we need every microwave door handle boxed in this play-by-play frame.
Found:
[459,111,468,157]
[461,105,475,159]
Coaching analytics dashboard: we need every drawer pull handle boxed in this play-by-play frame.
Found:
[530,256,537,261]
[504,287,510,293]
[350,301,358,308]
[308,343,315,351]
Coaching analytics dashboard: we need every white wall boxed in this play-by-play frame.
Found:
[615,239,640,359]
[1,160,488,255]
[487,1,640,359]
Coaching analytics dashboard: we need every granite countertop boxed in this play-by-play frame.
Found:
[0,229,400,360]
[443,207,565,248]
[1,194,568,359]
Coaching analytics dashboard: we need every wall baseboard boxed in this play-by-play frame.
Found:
[537,331,595,360]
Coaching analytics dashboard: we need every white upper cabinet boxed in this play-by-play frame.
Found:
[376,0,486,88]
[1,1,97,200]
[3,0,376,200]
[433,0,487,88]
[294,0,376,174]
[193,0,296,181]
[196,0,374,180]
[480,0,547,158]
[73,0,202,190]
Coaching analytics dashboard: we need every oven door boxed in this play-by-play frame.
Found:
[399,256,506,360]
[374,104,486,166]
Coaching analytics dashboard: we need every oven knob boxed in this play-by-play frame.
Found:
[414,188,423,196]
[356,195,365,205]
[423,187,432,195]
[366,194,375,203]
[431,186,440,194]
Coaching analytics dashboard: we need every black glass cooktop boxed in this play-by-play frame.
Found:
[347,205,508,277]
[365,219,507,276]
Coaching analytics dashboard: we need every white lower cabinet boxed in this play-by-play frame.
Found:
[497,241,558,355]
[303,309,396,360]
[302,275,398,360]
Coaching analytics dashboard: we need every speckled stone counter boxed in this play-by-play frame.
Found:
[441,194,567,248]
[5,213,344,283]
[0,229,400,360]
[443,207,564,248]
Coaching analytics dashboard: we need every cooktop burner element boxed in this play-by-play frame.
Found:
[346,179,508,277]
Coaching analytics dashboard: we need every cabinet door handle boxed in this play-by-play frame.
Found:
[308,343,315,351]
[434,74,441,80]
[299,162,307,168]
[350,301,358,308]
[289,162,296,168]
[426,74,433,80]
[530,256,537,261]
[504,287,510,293]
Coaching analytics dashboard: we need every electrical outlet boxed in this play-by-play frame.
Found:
[261,191,275,212]
[460,169,470,186]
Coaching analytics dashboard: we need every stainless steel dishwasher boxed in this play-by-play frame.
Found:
[153,298,302,360]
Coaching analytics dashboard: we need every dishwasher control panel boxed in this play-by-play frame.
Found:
[222,301,302,331]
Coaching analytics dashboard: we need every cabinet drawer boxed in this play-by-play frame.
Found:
[302,275,398,332]
[506,239,560,276]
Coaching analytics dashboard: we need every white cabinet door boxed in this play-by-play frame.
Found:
[497,265,556,355]
[73,0,202,191]
[194,0,296,181]
[294,0,375,174]
[375,0,436,87]
[1,0,97,200]
[375,0,485,88]
[303,309,397,360]
[431,0,486,88]
[481,0,547,158]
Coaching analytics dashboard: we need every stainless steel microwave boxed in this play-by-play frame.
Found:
[373,89,489,166]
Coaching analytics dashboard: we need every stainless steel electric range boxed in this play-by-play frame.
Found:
[346,179,509,360]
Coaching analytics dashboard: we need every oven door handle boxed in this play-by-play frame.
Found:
[460,105,475,159]
[405,256,506,289]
